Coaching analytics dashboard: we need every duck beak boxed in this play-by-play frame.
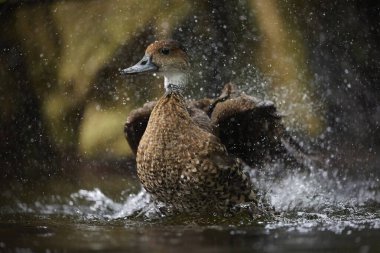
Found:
[121,54,158,75]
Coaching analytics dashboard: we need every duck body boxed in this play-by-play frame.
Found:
[137,90,255,212]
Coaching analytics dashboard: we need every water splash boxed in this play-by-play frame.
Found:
[1,162,378,233]
[70,188,123,216]
[65,188,173,220]
[257,165,380,213]
[248,161,380,233]
[106,189,161,219]
[60,163,379,229]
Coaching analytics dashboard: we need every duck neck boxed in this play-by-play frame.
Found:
[164,72,188,94]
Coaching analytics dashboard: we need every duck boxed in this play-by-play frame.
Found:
[121,39,305,214]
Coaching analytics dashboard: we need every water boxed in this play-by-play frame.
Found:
[0,161,379,252]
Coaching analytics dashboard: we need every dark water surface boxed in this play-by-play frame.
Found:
[1,214,380,253]
[1,163,379,253]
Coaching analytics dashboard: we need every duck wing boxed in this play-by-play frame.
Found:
[209,83,312,167]
[124,101,156,154]
[210,93,285,166]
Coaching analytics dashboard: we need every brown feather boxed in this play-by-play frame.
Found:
[136,91,256,212]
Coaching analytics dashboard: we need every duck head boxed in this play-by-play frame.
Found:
[121,40,190,92]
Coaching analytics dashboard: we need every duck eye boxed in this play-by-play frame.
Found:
[161,48,170,55]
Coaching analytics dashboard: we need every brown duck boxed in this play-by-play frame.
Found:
[121,40,304,213]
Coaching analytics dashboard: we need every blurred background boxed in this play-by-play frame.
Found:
[1,0,379,181]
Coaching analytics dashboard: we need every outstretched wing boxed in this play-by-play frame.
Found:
[209,83,316,168]
[210,93,287,166]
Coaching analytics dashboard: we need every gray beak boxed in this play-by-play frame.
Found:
[121,54,158,75]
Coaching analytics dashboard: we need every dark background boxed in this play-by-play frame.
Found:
[1,0,379,181]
